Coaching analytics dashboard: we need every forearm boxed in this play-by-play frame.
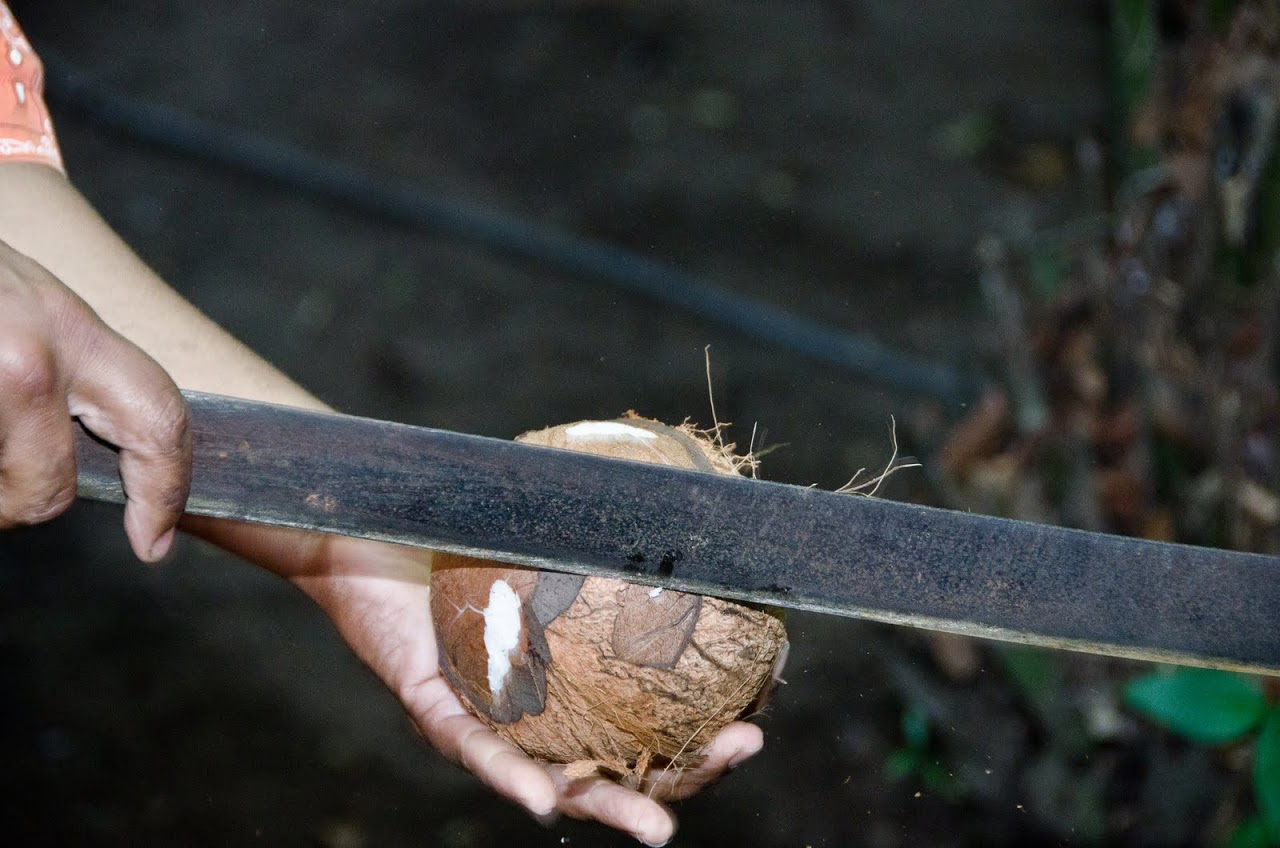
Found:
[0,26,741,832]
[0,163,322,411]
[0,162,347,568]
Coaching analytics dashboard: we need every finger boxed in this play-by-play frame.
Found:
[645,721,763,802]
[64,326,190,562]
[551,767,677,847]
[405,676,557,817]
[0,333,77,527]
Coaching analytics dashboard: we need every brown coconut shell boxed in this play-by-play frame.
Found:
[429,416,788,778]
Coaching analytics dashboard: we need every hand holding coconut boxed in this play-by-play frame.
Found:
[270,416,785,846]
[430,416,788,837]
[191,509,769,847]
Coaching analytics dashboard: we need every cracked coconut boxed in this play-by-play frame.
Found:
[428,415,789,782]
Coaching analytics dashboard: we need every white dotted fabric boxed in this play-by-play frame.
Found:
[0,3,63,173]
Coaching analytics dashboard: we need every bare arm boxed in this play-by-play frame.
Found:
[0,163,319,406]
[0,161,562,814]
[0,161,765,844]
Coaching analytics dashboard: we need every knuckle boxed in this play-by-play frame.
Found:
[0,333,58,402]
[1,256,86,335]
[4,481,76,527]
[141,389,191,458]
[122,390,191,514]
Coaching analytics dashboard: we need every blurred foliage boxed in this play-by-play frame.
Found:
[1230,816,1273,848]
[1258,708,1280,842]
[883,704,965,803]
[931,111,999,161]
[1125,668,1265,745]
[1110,0,1160,171]
[1126,667,1280,844]
[1210,0,1241,35]
[997,645,1089,755]
[923,0,1280,841]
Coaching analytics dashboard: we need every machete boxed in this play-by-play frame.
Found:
[73,390,1280,675]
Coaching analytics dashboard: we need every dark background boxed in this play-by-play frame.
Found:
[0,2,1189,846]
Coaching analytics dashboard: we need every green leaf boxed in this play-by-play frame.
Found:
[919,759,965,803]
[999,644,1060,696]
[901,705,931,750]
[1207,0,1237,36]
[930,111,997,160]
[1226,816,1270,848]
[1256,707,1280,843]
[884,748,920,781]
[1029,248,1068,301]
[1124,668,1266,745]
[1109,0,1160,173]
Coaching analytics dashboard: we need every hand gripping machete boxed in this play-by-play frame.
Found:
[73,391,1280,675]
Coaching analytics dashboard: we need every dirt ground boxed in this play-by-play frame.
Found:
[0,2,1213,846]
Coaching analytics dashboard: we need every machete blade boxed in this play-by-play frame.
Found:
[73,390,1280,675]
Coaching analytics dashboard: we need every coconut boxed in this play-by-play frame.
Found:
[429,415,788,780]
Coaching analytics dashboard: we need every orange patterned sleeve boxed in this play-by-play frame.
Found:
[0,2,63,173]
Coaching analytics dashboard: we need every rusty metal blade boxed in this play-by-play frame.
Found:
[74,390,1280,674]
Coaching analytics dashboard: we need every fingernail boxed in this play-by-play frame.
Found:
[148,528,175,561]
[727,742,763,770]
[635,813,674,847]
[526,791,556,822]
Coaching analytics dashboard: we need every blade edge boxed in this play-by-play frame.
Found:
[73,390,1280,675]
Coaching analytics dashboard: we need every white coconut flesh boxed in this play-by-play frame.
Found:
[562,420,687,467]
[482,579,523,698]
[564,421,658,440]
